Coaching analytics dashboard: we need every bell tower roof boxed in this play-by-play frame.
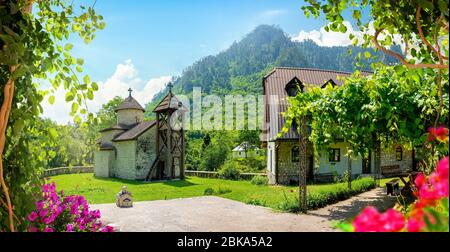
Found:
[115,88,145,112]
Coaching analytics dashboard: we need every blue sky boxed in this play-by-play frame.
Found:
[75,0,322,79]
[44,0,370,123]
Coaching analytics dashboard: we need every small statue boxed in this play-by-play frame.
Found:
[116,186,133,208]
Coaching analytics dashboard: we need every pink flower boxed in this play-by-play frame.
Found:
[28,211,38,222]
[66,224,74,232]
[353,207,405,232]
[414,173,426,188]
[353,207,382,232]
[101,226,114,232]
[379,209,405,232]
[39,208,49,219]
[44,227,54,232]
[407,217,424,232]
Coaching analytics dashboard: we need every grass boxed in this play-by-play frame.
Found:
[50,173,385,211]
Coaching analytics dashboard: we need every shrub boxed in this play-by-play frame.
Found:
[233,156,266,172]
[275,178,377,212]
[250,176,268,186]
[204,187,214,195]
[277,190,300,213]
[203,186,232,195]
[306,177,376,210]
[26,182,113,232]
[218,162,241,180]
[215,186,232,195]
[246,198,267,207]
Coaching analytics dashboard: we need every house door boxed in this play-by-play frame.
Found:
[362,151,371,174]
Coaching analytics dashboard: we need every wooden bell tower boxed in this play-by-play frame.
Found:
[146,83,185,181]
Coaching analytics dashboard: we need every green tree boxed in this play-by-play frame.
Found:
[96,96,122,130]
[0,0,104,231]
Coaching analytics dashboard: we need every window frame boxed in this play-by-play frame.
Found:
[329,148,341,162]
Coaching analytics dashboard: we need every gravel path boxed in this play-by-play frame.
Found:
[93,187,396,232]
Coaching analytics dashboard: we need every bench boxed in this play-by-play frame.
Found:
[381,165,402,178]
[314,173,335,183]
[386,179,400,195]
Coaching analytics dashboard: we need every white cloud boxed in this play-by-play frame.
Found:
[41,59,172,124]
[291,21,362,47]
[291,21,404,50]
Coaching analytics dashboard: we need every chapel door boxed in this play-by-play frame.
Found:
[158,161,165,180]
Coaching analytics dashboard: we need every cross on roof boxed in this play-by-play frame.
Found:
[128,88,132,97]
[167,82,173,93]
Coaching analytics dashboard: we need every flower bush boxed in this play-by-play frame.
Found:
[339,127,449,232]
[27,182,114,232]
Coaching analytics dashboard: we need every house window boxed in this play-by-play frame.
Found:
[329,148,340,162]
[396,146,402,161]
[285,77,304,97]
[292,146,299,162]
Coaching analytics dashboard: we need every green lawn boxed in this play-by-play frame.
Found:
[51,173,392,211]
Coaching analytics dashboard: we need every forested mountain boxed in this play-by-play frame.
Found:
[145,24,400,116]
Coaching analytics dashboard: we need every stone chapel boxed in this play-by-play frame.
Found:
[94,86,185,181]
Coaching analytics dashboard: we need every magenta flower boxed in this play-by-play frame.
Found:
[28,211,38,222]
[352,207,404,232]
[66,224,74,232]
[44,227,54,232]
[26,182,114,232]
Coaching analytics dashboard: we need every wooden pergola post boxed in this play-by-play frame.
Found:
[298,116,308,213]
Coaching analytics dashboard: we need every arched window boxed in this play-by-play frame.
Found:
[292,146,300,162]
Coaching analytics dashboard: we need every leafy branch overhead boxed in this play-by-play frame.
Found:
[302,0,448,69]
[0,0,104,231]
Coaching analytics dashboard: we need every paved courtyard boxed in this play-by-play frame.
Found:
[93,187,396,232]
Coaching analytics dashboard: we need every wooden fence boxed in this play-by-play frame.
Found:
[43,166,94,177]
[185,170,266,180]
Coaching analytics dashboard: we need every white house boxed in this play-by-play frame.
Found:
[261,67,415,185]
[232,142,261,158]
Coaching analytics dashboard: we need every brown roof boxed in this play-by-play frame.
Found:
[115,95,145,112]
[113,120,156,142]
[99,123,134,132]
[153,93,184,112]
[262,67,371,141]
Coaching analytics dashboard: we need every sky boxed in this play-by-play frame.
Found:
[41,0,371,124]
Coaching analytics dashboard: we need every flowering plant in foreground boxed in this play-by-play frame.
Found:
[338,126,449,232]
[27,182,114,232]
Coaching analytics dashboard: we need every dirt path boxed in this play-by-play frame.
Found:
[93,187,397,232]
